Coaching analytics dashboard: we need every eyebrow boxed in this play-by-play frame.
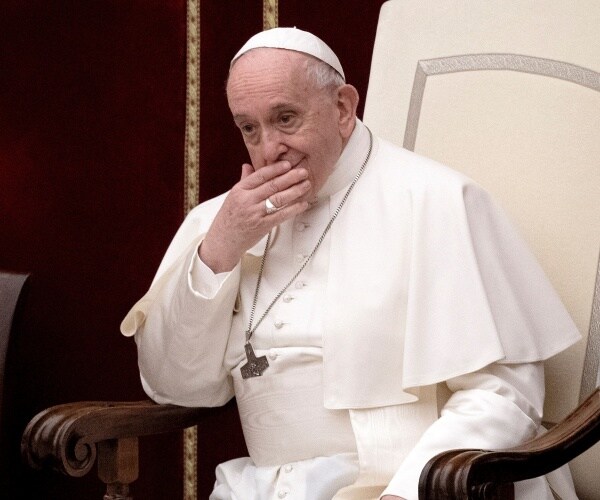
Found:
[271,103,297,112]
[232,102,300,121]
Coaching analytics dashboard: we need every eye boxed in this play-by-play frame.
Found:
[278,113,296,127]
[239,123,256,135]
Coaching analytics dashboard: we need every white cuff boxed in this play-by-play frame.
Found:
[189,242,234,298]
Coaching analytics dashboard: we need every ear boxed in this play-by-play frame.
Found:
[336,84,359,140]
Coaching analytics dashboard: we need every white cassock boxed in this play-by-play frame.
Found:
[122,120,581,500]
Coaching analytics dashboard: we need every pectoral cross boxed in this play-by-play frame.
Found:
[240,342,269,379]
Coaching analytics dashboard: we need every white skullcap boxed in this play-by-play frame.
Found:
[231,27,345,81]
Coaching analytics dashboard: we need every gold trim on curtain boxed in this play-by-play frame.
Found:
[184,0,200,216]
[183,1,278,497]
[263,0,278,30]
[183,0,200,498]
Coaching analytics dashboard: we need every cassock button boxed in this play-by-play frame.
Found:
[274,320,284,329]
[295,281,306,289]
[295,253,306,264]
[278,490,288,499]
[284,464,293,473]
[268,349,278,361]
[295,222,306,232]
[283,293,293,303]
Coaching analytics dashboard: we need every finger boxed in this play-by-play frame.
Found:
[240,160,292,189]
[240,163,254,180]
[265,179,311,210]
[252,167,310,203]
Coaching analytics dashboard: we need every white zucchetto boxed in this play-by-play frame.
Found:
[231,27,345,81]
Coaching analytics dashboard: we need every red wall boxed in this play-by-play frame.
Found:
[0,1,385,498]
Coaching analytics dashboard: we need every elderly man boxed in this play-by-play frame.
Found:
[122,28,580,499]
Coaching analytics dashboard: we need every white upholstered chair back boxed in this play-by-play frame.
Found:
[363,1,600,498]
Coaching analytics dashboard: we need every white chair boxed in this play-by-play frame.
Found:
[364,1,600,497]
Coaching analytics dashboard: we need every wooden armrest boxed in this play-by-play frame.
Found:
[418,387,600,499]
[21,400,207,478]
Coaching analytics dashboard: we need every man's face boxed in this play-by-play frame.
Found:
[227,48,346,201]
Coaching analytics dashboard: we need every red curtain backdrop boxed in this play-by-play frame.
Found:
[1,1,187,498]
[0,1,385,498]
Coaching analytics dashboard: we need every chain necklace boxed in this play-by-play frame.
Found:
[240,127,373,379]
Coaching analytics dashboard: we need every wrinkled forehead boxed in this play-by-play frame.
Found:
[226,49,329,116]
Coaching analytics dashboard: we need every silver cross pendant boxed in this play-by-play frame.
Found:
[240,342,269,379]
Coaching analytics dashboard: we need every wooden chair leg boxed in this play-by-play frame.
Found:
[98,437,138,500]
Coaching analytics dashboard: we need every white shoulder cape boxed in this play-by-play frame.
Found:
[122,129,581,410]
[321,138,580,408]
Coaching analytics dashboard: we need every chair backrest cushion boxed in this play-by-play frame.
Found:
[364,1,600,497]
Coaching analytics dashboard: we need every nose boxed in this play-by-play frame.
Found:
[260,129,288,165]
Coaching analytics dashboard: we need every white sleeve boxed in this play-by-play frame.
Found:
[134,239,241,408]
[381,362,544,500]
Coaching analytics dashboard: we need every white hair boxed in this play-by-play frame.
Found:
[305,57,345,90]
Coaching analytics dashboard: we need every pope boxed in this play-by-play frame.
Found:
[122,28,581,499]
